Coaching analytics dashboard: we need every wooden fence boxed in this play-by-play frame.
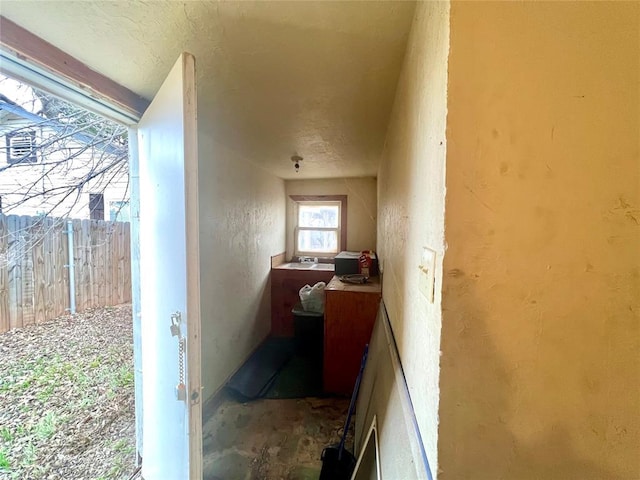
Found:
[0,214,131,333]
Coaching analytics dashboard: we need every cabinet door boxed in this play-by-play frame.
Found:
[324,290,380,395]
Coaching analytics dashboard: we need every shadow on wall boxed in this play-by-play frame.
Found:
[255,275,271,330]
[438,270,619,480]
[238,273,272,345]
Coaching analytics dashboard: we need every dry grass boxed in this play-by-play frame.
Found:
[0,305,135,480]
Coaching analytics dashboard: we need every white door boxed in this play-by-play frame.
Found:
[137,52,202,480]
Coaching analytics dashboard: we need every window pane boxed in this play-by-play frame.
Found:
[7,131,37,163]
[298,204,339,228]
[297,230,338,253]
[89,193,104,220]
[109,201,130,222]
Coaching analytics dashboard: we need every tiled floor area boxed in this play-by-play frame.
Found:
[202,393,353,480]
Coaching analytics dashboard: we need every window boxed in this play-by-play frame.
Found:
[291,195,347,256]
[109,200,130,222]
[89,193,104,220]
[6,130,37,164]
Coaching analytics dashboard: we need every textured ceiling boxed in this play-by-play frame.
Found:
[0,1,415,179]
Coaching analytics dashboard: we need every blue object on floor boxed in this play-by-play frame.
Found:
[226,337,294,400]
[263,352,323,399]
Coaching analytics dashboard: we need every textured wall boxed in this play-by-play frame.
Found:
[440,2,640,478]
[285,177,377,259]
[376,1,450,472]
[198,134,286,401]
[355,308,434,479]
[0,2,415,180]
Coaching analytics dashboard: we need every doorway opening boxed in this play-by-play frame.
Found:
[0,32,367,477]
[0,72,136,479]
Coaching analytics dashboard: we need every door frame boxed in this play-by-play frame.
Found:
[1,22,202,478]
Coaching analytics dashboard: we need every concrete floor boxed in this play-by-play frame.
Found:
[203,394,353,480]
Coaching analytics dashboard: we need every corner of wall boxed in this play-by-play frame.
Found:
[375,0,450,474]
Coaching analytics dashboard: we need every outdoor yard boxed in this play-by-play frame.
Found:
[0,304,136,480]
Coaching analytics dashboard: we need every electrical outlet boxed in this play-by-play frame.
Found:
[418,247,436,303]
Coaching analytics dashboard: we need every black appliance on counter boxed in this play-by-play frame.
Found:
[334,251,378,276]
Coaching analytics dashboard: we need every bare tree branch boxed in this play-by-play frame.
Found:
[0,74,129,222]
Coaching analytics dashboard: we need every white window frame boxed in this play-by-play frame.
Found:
[6,130,38,164]
[291,195,347,257]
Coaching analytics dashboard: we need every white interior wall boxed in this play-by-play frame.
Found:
[376,1,450,471]
[198,134,286,401]
[355,308,434,479]
[285,177,377,260]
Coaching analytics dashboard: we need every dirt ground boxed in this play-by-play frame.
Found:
[0,305,136,480]
[0,304,356,480]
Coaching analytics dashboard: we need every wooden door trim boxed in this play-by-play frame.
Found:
[181,52,203,480]
[0,16,148,119]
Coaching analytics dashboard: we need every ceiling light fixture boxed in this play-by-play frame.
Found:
[291,155,303,173]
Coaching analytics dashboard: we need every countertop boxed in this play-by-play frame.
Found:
[326,275,381,293]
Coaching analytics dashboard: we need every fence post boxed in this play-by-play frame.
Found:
[66,219,76,314]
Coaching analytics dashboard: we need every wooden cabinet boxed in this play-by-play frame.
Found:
[323,275,381,396]
[270,268,334,337]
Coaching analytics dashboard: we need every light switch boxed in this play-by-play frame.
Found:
[418,247,436,303]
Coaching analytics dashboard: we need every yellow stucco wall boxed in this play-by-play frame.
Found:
[440,2,640,478]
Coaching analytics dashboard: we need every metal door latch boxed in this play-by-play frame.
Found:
[176,383,187,401]
[170,312,187,402]
[170,312,182,337]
